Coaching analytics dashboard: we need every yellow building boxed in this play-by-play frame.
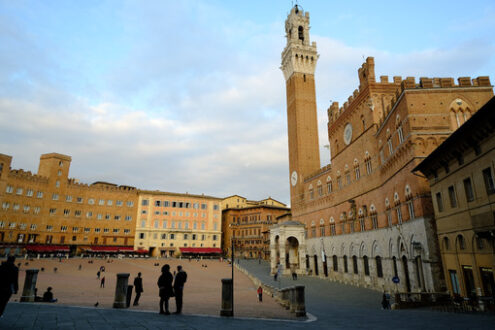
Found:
[414,96,495,299]
[134,191,222,257]
[0,153,138,255]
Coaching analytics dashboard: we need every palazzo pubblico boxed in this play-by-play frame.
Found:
[271,5,494,295]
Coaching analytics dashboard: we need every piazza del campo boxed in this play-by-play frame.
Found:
[0,2,494,329]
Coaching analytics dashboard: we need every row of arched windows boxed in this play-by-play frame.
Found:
[307,185,416,238]
[328,254,383,278]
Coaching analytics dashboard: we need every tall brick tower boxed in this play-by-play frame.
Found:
[281,5,320,207]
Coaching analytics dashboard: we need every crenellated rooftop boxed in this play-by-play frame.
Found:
[8,169,49,183]
[327,56,492,126]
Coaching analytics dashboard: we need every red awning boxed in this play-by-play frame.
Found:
[117,247,134,252]
[179,247,223,254]
[85,246,148,254]
[25,245,69,253]
[87,246,120,252]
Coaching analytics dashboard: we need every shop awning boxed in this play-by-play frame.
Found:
[25,245,70,253]
[85,246,148,254]
[179,247,223,254]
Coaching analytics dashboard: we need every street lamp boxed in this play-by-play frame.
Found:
[230,224,235,316]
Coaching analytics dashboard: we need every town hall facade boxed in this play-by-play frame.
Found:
[280,5,494,293]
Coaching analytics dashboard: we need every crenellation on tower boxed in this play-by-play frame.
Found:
[282,5,321,207]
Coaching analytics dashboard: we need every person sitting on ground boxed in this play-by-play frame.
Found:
[42,287,57,303]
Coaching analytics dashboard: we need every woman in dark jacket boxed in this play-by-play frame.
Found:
[157,264,174,314]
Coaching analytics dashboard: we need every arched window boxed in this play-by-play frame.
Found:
[333,255,338,271]
[457,234,465,250]
[326,176,332,193]
[298,26,304,41]
[352,255,358,274]
[363,256,370,276]
[392,256,398,277]
[443,237,449,250]
[365,151,372,175]
[376,256,383,278]
[354,159,361,180]
[317,180,323,196]
[343,255,348,273]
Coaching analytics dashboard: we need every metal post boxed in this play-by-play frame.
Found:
[231,231,234,317]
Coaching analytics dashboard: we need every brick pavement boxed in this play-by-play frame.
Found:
[1,259,494,329]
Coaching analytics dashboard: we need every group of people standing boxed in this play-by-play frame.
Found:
[130,264,188,315]
[157,265,187,315]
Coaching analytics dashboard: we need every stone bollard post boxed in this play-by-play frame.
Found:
[220,278,233,317]
[20,269,39,302]
[281,288,291,309]
[113,273,130,308]
[289,287,296,313]
[294,285,306,317]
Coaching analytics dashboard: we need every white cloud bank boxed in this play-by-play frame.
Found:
[1,2,494,205]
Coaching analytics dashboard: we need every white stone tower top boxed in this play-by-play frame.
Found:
[281,5,319,81]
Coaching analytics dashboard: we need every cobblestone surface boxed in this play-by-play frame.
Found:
[1,259,494,329]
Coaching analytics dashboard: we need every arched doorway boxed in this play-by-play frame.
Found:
[402,256,411,292]
[313,255,319,276]
[286,236,300,272]
[323,254,328,277]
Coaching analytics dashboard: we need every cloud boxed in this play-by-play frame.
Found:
[1,1,494,206]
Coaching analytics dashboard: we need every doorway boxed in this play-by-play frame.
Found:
[313,255,319,276]
[402,256,411,292]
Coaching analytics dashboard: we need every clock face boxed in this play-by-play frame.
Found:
[344,123,353,145]
[291,171,298,186]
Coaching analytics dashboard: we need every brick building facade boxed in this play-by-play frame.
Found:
[222,196,289,260]
[280,5,494,293]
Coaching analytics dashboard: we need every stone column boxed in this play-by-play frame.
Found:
[289,286,296,313]
[20,269,39,302]
[294,285,306,317]
[279,246,286,273]
[113,273,129,308]
[270,242,277,274]
[220,278,233,316]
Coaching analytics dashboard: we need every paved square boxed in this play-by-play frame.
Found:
[10,257,293,319]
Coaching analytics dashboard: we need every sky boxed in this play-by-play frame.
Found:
[1,0,494,206]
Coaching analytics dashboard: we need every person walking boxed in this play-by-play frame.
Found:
[133,272,144,306]
[100,276,105,288]
[257,286,263,302]
[157,264,174,315]
[0,256,19,317]
[381,292,390,309]
[173,265,187,314]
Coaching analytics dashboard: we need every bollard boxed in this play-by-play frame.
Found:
[20,269,39,302]
[289,287,296,313]
[113,273,130,308]
[280,288,290,309]
[220,278,233,317]
[294,285,306,317]
[126,285,134,308]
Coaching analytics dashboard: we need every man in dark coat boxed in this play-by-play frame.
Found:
[157,264,173,315]
[173,265,187,314]
[133,272,143,306]
[0,256,19,317]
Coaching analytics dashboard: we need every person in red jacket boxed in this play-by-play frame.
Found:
[257,286,263,302]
